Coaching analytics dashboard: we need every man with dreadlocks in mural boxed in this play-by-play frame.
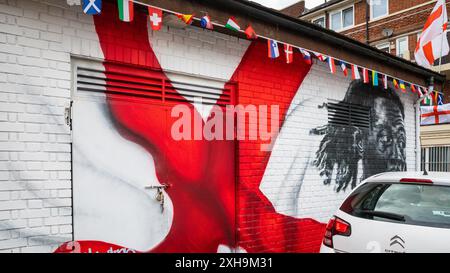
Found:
[314,80,407,192]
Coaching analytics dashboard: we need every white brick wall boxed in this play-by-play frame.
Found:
[0,0,102,252]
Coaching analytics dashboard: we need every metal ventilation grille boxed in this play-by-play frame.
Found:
[327,100,371,129]
[76,63,233,106]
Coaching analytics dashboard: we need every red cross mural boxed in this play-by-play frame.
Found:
[421,104,450,125]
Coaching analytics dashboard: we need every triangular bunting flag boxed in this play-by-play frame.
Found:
[300,49,312,65]
[177,13,194,25]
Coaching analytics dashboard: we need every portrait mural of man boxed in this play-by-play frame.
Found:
[313,80,407,192]
[260,75,409,224]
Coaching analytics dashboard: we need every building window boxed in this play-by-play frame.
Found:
[421,147,450,172]
[370,0,388,20]
[396,37,409,59]
[312,16,326,28]
[376,42,390,53]
[330,6,354,31]
[342,7,354,28]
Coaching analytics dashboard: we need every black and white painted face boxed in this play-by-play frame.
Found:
[364,97,407,177]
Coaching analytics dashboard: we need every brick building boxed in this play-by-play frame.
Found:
[299,0,450,101]
[0,0,444,253]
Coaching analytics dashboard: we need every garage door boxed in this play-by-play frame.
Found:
[71,58,236,252]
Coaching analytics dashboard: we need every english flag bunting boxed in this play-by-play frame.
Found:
[118,0,133,22]
[340,61,348,77]
[421,103,450,125]
[82,0,101,15]
[284,44,293,64]
[351,64,360,80]
[225,17,240,31]
[363,68,369,83]
[268,40,279,59]
[244,25,257,39]
[177,13,194,25]
[415,0,449,68]
[300,49,312,65]
[200,15,213,30]
[148,7,162,31]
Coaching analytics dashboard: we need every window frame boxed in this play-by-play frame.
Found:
[329,5,355,32]
[375,42,391,53]
[370,0,389,20]
[396,36,409,59]
[311,15,326,28]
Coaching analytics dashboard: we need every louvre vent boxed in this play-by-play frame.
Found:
[327,100,371,129]
[76,62,233,106]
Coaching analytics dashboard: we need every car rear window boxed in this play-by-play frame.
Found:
[340,182,450,229]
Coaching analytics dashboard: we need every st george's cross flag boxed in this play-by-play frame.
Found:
[415,0,449,68]
[268,40,279,59]
[421,103,450,125]
[82,0,101,15]
[118,0,133,22]
[351,64,360,80]
[284,44,293,64]
[148,7,163,30]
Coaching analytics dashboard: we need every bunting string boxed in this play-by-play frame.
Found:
[79,0,444,104]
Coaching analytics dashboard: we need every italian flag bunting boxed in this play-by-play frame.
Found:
[118,0,134,22]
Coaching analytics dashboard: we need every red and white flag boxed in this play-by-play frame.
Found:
[421,103,450,125]
[415,0,449,68]
[362,68,369,83]
[382,74,388,89]
[313,52,327,62]
[340,61,348,77]
[284,44,293,64]
[351,64,360,80]
[328,57,336,73]
[148,7,163,30]
[418,86,424,97]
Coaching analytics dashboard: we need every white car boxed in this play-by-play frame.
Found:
[320,172,450,253]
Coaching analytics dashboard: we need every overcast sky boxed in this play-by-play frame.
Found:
[252,0,326,9]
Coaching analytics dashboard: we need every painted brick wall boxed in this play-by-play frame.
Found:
[0,0,103,253]
[0,0,419,253]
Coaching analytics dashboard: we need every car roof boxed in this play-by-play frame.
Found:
[364,172,450,185]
